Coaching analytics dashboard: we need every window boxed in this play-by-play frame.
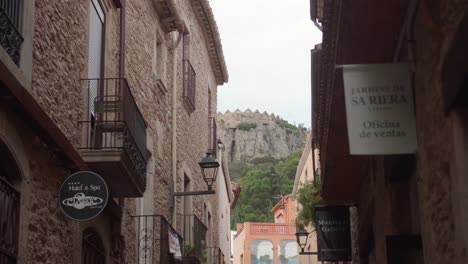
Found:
[0,142,21,264]
[277,214,284,223]
[182,34,196,112]
[81,228,106,264]
[0,0,24,64]
[153,33,168,93]
[87,0,105,117]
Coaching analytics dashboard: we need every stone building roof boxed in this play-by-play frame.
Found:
[191,0,229,85]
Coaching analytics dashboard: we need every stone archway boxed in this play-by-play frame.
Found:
[0,139,23,263]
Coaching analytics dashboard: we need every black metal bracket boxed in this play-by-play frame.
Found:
[299,251,318,255]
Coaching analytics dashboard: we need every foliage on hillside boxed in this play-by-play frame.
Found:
[274,118,306,136]
[237,122,258,131]
[230,148,303,229]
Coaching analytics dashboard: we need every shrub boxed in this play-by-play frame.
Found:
[237,122,257,131]
[296,179,321,229]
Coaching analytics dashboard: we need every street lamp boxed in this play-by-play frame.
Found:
[199,152,219,191]
[295,229,318,255]
[173,152,220,197]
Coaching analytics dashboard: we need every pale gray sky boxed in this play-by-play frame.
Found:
[210,0,322,127]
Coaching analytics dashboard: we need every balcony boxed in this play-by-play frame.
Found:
[134,215,183,264]
[79,78,147,197]
[208,117,217,157]
[183,214,207,262]
[250,223,296,236]
[0,0,24,65]
[183,59,196,112]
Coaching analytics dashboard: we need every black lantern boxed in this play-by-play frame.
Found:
[295,229,309,253]
[199,152,220,191]
[295,229,318,256]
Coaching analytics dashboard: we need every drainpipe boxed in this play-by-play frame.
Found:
[117,0,126,259]
[119,0,126,79]
[168,22,184,227]
[117,0,126,206]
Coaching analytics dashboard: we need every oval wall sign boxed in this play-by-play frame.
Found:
[59,171,109,221]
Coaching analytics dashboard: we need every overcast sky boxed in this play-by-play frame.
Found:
[210,0,322,127]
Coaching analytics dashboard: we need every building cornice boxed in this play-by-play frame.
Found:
[191,0,229,85]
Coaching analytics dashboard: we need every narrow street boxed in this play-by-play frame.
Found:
[1,0,468,263]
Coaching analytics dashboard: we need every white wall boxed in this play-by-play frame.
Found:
[217,144,232,262]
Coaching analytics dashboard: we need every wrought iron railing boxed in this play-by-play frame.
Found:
[183,59,196,111]
[183,214,207,261]
[134,215,184,264]
[0,0,23,65]
[79,78,147,181]
[0,177,19,264]
[208,117,217,157]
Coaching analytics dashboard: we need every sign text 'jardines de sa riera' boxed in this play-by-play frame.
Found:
[342,63,417,154]
[59,171,109,221]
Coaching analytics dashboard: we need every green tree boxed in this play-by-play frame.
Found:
[295,179,321,229]
[230,149,304,229]
[275,148,303,195]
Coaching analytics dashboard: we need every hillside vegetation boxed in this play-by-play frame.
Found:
[230,148,303,228]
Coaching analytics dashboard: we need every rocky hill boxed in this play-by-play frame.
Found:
[217,109,307,162]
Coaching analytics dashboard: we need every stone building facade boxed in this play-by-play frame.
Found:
[291,133,320,264]
[313,0,468,263]
[0,0,229,263]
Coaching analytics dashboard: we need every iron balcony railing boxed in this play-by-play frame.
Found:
[80,78,147,181]
[208,117,217,157]
[133,215,184,264]
[0,0,23,65]
[183,59,196,111]
[183,214,207,261]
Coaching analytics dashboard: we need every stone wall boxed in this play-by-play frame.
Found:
[21,0,228,262]
[413,1,468,263]
[0,105,78,263]
[31,0,89,147]
[125,0,173,224]
[173,0,221,247]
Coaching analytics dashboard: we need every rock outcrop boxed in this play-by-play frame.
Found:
[217,110,307,162]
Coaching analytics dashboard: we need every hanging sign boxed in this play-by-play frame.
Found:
[316,206,352,262]
[59,171,108,221]
[342,63,417,154]
[169,228,182,259]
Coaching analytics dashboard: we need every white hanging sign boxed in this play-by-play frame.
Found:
[168,228,182,259]
[342,63,417,154]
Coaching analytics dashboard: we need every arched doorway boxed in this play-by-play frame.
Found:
[81,228,106,264]
[0,140,22,264]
